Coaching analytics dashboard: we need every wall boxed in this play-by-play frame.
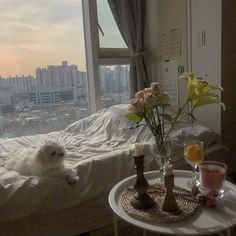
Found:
[145,0,222,134]
[145,0,188,108]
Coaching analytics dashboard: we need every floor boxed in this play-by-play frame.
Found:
[83,221,236,236]
[81,221,166,236]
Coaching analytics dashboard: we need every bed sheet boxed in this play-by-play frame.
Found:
[0,104,225,223]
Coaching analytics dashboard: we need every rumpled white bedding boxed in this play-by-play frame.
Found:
[0,104,222,223]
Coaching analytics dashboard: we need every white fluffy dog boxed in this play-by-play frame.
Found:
[5,141,79,185]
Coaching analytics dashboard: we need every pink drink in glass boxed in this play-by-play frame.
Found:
[199,161,227,191]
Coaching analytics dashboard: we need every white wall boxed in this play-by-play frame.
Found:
[145,0,222,134]
[190,0,222,134]
[145,0,188,110]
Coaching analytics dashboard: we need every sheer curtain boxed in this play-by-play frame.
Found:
[107,0,149,96]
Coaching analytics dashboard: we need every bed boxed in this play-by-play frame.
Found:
[0,104,233,236]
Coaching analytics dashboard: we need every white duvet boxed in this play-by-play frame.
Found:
[0,104,222,223]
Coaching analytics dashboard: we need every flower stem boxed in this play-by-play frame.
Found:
[162,106,165,140]
[156,106,163,142]
[164,100,190,142]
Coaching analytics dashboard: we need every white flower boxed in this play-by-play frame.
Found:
[145,94,157,108]
[135,91,145,99]
[151,82,160,94]
[159,92,170,106]
[127,98,144,113]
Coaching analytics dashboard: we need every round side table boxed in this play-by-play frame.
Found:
[109,170,236,236]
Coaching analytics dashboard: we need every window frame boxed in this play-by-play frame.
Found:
[82,0,130,113]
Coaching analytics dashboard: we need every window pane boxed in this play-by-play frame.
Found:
[0,0,90,138]
[97,0,127,48]
[100,65,130,108]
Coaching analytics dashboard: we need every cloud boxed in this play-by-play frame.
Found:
[0,0,85,77]
[0,0,84,42]
[0,0,83,24]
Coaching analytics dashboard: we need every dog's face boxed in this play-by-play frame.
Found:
[36,142,66,167]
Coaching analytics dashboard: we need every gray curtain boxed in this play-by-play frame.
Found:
[107,0,149,97]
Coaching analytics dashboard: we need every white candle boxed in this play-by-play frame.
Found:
[164,164,173,176]
[134,143,144,156]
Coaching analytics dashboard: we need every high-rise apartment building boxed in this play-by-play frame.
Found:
[0,87,15,113]
[0,62,129,111]
[0,75,36,94]
[36,61,79,88]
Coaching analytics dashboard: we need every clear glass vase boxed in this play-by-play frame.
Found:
[153,136,173,183]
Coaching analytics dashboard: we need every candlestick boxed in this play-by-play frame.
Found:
[164,163,173,176]
[130,154,155,209]
[134,143,144,156]
[161,166,181,213]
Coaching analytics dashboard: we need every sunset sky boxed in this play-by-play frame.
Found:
[0,0,126,78]
[0,0,86,78]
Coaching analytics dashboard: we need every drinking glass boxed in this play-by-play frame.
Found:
[199,161,227,198]
[184,140,204,187]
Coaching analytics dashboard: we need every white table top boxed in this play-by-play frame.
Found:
[109,170,236,235]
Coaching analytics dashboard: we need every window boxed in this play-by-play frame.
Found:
[82,0,130,113]
[0,0,89,138]
[100,65,130,108]
[97,0,126,48]
[0,0,130,138]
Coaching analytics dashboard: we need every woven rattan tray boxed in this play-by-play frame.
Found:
[121,184,201,223]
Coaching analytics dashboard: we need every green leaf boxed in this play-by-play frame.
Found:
[177,107,182,114]
[159,113,173,122]
[136,111,145,117]
[125,113,141,122]
[187,112,196,122]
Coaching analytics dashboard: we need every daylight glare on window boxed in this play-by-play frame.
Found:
[97,0,127,48]
[0,0,89,138]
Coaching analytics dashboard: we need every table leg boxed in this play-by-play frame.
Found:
[113,213,119,236]
[217,229,231,236]
[226,229,231,236]
[142,229,146,236]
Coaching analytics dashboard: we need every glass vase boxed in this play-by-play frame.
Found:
[153,136,173,183]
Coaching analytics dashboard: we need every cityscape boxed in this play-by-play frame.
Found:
[0,61,130,138]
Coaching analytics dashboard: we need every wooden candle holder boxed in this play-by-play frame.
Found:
[161,172,181,213]
[130,154,155,209]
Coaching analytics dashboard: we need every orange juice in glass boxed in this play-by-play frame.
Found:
[184,140,204,187]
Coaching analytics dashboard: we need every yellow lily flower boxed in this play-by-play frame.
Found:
[179,73,197,100]
[180,72,225,109]
[193,94,226,110]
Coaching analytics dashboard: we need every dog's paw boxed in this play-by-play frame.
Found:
[65,175,79,185]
